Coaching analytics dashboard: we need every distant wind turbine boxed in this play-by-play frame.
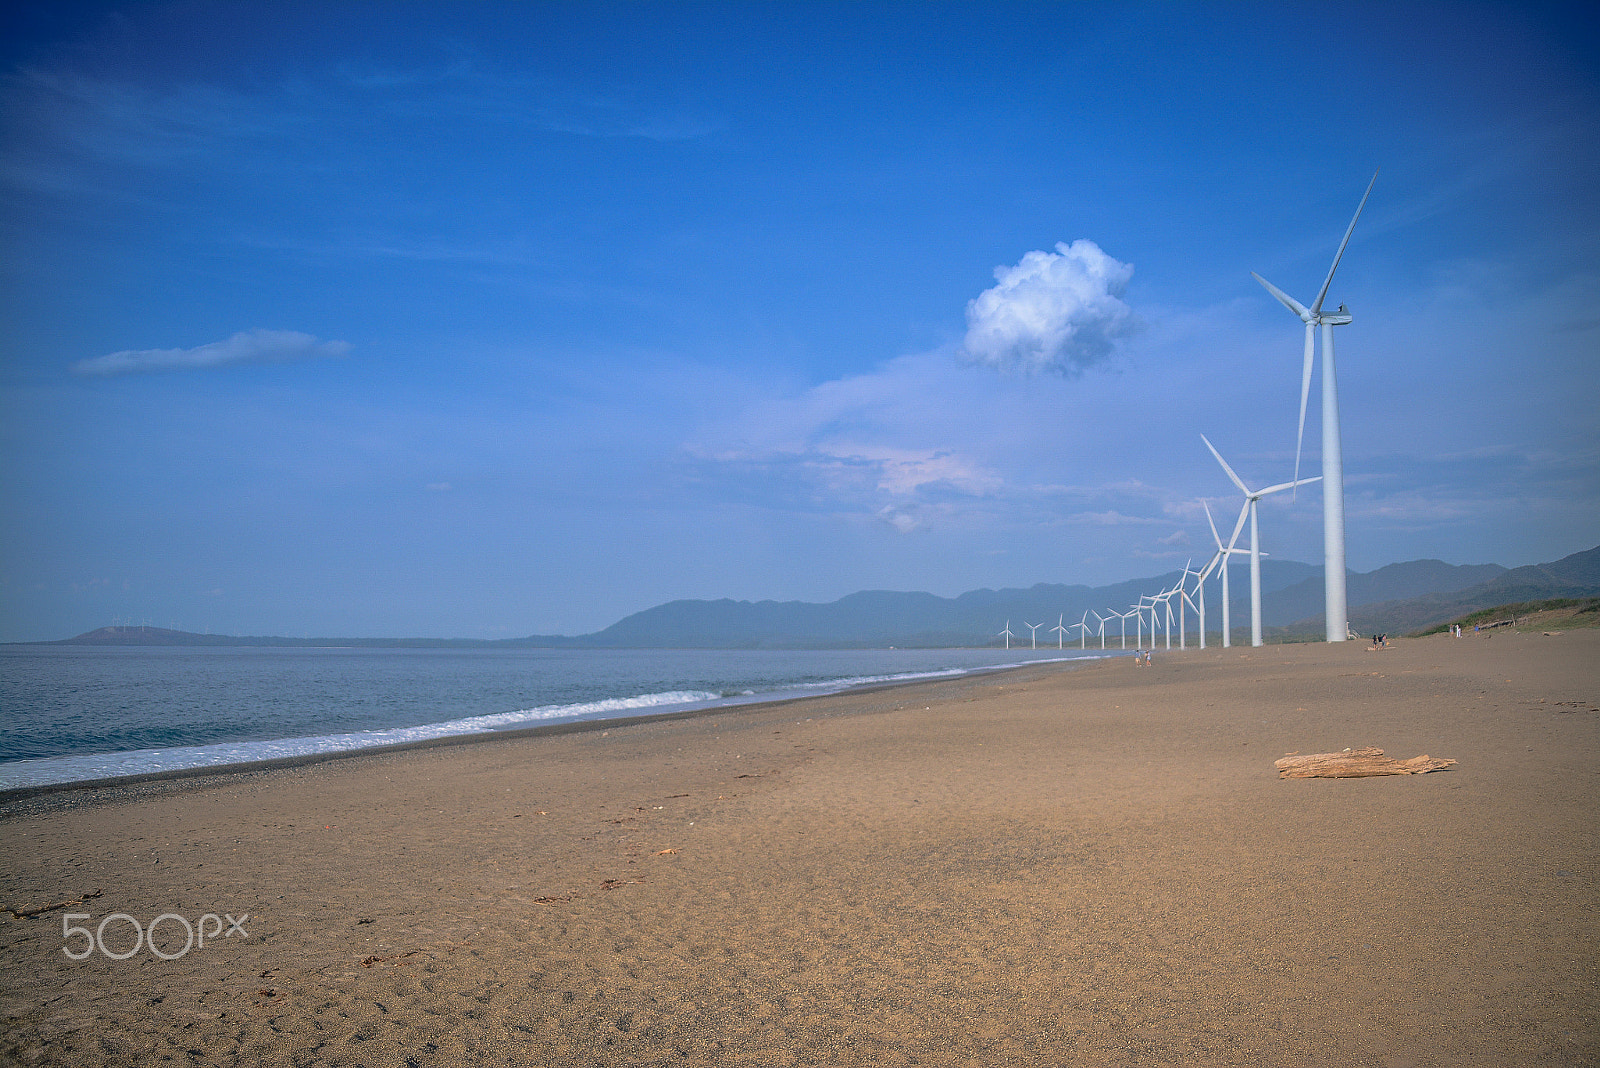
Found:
[1175,560,1199,650]
[1108,608,1132,650]
[998,620,1015,650]
[1092,611,1108,650]
[1203,499,1250,648]
[1252,170,1377,643]
[1202,435,1320,647]
[1051,614,1068,649]
[1024,621,1042,650]
[1154,588,1175,650]
[1190,543,1222,650]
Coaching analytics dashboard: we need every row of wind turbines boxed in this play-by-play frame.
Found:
[1001,171,1379,652]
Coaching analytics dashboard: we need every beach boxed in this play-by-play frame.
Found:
[2,630,1595,1066]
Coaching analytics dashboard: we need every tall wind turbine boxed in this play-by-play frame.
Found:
[1024,621,1042,650]
[998,620,1014,650]
[1202,435,1320,647]
[1092,611,1108,650]
[1051,614,1068,649]
[1253,170,1377,642]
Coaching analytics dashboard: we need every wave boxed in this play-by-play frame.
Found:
[0,688,722,790]
[0,653,1106,791]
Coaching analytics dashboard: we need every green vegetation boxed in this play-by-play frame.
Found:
[1414,597,1600,637]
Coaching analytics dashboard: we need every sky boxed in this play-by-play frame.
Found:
[1,1,1596,642]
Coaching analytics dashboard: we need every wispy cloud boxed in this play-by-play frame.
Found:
[72,330,350,376]
[335,63,722,142]
[960,240,1138,376]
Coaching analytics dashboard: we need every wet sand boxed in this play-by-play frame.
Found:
[2,630,1596,1066]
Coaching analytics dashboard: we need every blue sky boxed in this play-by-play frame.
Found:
[2,1,1596,641]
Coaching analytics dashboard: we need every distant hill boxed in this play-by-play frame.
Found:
[1277,545,1600,639]
[1259,558,1507,626]
[574,560,1320,648]
[47,626,533,649]
[36,546,1597,649]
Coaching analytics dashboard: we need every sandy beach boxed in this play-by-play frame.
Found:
[2,630,1595,1066]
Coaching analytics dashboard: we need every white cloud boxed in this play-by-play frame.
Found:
[960,239,1137,375]
[72,330,350,376]
[876,505,920,534]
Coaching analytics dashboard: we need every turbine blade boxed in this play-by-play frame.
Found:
[1258,475,1323,497]
[1202,434,1250,495]
[1226,500,1249,552]
[1310,169,1379,315]
[1294,321,1314,495]
[1252,272,1311,321]
[1203,499,1224,549]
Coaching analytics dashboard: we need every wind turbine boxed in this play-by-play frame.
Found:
[1077,610,1091,650]
[1179,584,1200,651]
[1051,614,1068,649]
[1109,608,1131,649]
[1158,585,1184,652]
[1190,547,1221,650]
[1203,500,1249,648]
[1092,611,1109,650]
[1253,170,1377,643]
[1136,596,1160,649]
[997,620,1014,650]
[1175,560,1199,650]
[1024,621,1042,650]
[1202,435,1320,648]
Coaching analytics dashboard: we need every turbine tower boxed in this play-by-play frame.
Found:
[1024,621,1042,650]
[1252,170,1377,642]
[1051,613,1068,649]
[997,620,1014,650]
[1202,435,1320,648]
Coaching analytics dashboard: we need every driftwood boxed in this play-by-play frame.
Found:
[2,888,103,919]
[1275,747,1457,779]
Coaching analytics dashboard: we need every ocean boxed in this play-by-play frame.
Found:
[0,645,1109,790]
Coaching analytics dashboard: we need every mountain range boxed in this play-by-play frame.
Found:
[40,544,1600,649]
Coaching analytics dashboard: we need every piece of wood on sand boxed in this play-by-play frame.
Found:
[1274,747,1457,779]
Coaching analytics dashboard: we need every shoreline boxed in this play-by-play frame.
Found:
[2,631,1594,1065]
[0,655,1100,810]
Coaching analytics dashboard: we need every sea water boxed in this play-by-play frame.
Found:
[0,645,1105,789]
